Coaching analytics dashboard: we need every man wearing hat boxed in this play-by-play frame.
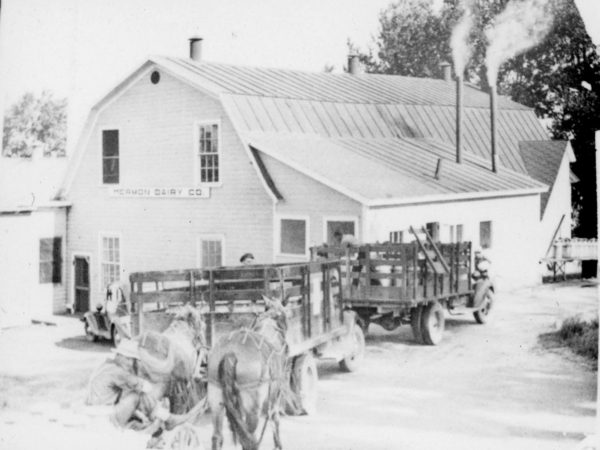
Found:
[239,253,255,265]
[86,339,157,428]
[86,339,205,431]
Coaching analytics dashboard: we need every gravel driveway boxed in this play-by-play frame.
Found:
[0,281,597,450]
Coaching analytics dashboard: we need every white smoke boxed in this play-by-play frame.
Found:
[450,2,475,78]
[486,0,554,87]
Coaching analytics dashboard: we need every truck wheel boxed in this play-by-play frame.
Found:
[111,325,122,347]
[84,323,97,342]
[339,325,365,373]
[420,301,445,345]
[411,306,423,343]
[291,353,318,415]
[474,289,494,324]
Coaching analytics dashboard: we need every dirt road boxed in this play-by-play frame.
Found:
[0,281,597,450]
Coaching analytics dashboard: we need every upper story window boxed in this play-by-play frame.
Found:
[198,123,219,184]
[102,130,119,184]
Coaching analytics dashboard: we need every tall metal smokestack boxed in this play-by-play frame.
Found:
[456,75,463,164]
[189,37,203,62]
[489,85,498,173]
[348,54,359,75]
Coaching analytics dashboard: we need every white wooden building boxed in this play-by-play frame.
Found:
[59,42,573,311]
[0,156,68,327]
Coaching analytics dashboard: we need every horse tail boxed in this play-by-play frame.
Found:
[218,352,258,450]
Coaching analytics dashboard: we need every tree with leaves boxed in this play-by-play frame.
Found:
[2,91,67,158]
[353,0,599,238]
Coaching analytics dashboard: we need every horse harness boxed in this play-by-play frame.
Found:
[207,327,288,390]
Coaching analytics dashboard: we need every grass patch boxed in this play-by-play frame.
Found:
[557,317,598,361]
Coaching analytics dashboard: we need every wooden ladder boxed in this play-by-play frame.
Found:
[409,226,450,275]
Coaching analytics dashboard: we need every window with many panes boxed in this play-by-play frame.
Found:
[280,218,307,255]
[102,130,119,184]
[198,123,219,183]
[39,237,62,283]
[198,238,223,267]
[101,236,121,288]
[479,221,492,249]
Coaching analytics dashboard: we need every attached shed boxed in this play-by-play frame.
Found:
[61,46,572,310]
[0,156,69,326]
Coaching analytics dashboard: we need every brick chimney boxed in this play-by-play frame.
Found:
[348,54,360,75]
[189,37,203,62]
[440,61,452,82]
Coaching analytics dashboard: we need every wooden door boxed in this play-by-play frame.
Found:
[74,256,90,312]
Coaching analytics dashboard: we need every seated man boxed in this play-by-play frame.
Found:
[86,339,197,431]
[86,339,158,429]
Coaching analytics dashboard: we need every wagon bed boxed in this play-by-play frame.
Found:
[129,261,359,359]
[311,227,493,344]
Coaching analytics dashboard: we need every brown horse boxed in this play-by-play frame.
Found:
[208,296,290,450]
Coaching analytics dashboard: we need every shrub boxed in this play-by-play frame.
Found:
[558,317,598,361]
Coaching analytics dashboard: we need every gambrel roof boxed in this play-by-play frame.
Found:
[64,56,557,205]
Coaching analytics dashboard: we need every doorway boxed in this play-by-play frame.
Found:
[74,256,90,313]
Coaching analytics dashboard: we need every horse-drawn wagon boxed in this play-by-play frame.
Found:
[311,227,494,345]
[128,260,365,415]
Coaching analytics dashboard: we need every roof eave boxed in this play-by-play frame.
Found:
[367,186,548,208]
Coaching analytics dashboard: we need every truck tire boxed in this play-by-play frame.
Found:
[473,288,494,324]
[420,301,445,345]
[291,353,318,415]
[339,325,366,373]
[411,306,423,343]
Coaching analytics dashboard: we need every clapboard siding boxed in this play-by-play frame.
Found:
[67,70,273,308]
[260,154,362,263]
[365,194,542,288]
[540,152,572,252]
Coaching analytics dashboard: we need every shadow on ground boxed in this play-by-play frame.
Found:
[55,336,113,353]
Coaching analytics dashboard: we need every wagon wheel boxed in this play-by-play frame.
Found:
[291,353,318,415]
[473,288,494,324]
[162,423,203,450]
[84,322,97,342]
[339,324,365,372]
[420,301,445,345]
[410,306,423,344]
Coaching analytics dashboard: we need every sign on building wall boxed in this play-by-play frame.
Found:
[109,187,210,199]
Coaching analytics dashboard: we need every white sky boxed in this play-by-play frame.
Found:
[0,0,597,153]
[0,0,401,151]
